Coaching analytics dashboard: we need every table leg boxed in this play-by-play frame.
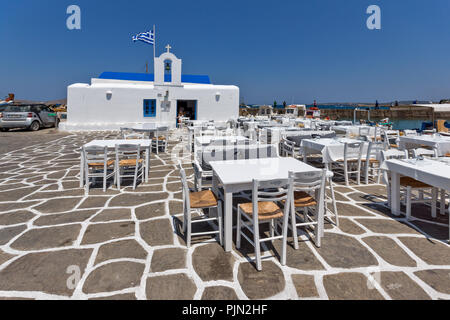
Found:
[223,187,233,252]
[391,172,401,216]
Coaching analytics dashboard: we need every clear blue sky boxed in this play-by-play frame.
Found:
[1,0,449,104]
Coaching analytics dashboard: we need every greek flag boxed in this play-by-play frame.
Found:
[132,29,154,45]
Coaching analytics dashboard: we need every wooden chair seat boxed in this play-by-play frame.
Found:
[400,176,431,188]
[336,159,359,163]
[189,190,218,208]
[88,160,115,167]
[293,191,317,207]
[390,144,399,148]
[361,158,379,163]
[119,159,144,167]
[445,153,450,157]
[152,136,166,141]
[239,202,283,220]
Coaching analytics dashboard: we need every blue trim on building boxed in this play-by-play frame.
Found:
[99,72,211,84]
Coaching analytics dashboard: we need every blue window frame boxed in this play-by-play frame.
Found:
[143,99,156,117]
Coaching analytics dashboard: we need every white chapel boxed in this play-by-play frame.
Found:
[62,46,240,131]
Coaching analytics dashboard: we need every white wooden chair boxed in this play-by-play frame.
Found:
[363,141,386,184]
[236,177,293,271]
[152,126,169,154]
[180,167,223,247]
[114,144,145,190]
[381,149,438,220]
[412,148,438,159]
[383,130,400,149]
[82,145,115,194]
[332,142,364,186]
[283,170,327,260]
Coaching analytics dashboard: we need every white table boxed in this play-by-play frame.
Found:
[80,139,152,187]
[194,136,249,148]
[301,138,368,164]
[331,125,377,137]
[210,157,323,252]
[381,158,450,241]
[399,135,450,156]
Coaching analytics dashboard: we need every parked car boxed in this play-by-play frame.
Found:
[0,104,58,132]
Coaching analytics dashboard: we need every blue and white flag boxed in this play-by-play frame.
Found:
[132,29,155,45]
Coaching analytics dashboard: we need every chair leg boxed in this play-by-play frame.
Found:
[344,163,349,186]
[291,207,299,250]
[236,208,242,249]
[365,163,370,185]
[269,220,274,243]
[253,222,262,271]
[315,205,321,248]
[217,201,223,246]
[186,210,192,248]
[103,170,107,193]
[328,178,339,227]
[406,187,412,220]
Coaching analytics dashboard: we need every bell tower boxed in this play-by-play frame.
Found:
[154,44,182,86]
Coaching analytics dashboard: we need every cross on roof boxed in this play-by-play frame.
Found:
[165,44,172,53]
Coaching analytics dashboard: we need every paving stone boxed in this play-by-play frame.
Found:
[326,189,349,202]
[353,185,387,198]
[135,202,166,220]
[78,197,110,209]
[10,224,81,250]
[146,273,196,300]
[201,286,239,300]
[166,182,182,192]
[362,236,416,267]
[25,189,85,200]
[62,181,82,189]
[0,225,27,245]
[126,185,164,192]
[346,192,384,203]
[238,261,285,300]
[399,237,450,265]
[81,222,135,245]
[140,219,174,246]
[335,202,374,217]
[0,250,15,265]
[89,293,137,300]
[34,197,83,214]
[355,218,421,235]
[192,244,235,281]
[83,261,145,294]
[291,274,319,298]
[148,170,172,178]
[47,171,67,179]
[169,201,183,215]
[414,269,450,294]
[95,240,147,265]
[271,239,325,270]
[91,209,132,222]
[338,218,366,235]
[323,272,384,300]
[109,193,168,207]
[151,248,187,272]
[0,249,92,296]
[410,220,449,241]
[0,183,29,191]
[0,210,36,226]
[315,233,378,268]
[0,187,41,202]
[379,271,430,300]
[34,210,97,226]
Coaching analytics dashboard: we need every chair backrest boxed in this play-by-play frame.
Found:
[115,144,141,164]
[403,129,418,136]
[289,169,326,194]
[123,132,145,140]
[251,177,292,224]
[380,149,408,162]
[82,145,108,165]
[412,148,437,159]
[366,141,386,159]
[343,142,364,161]
[359,126,371,135]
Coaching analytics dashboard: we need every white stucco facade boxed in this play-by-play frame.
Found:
[61,49,239,131]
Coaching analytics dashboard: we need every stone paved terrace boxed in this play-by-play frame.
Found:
[0,130,449,300]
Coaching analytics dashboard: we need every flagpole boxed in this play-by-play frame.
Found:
[153,25,156,62]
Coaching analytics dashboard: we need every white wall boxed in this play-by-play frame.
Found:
[62,80,239,131]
